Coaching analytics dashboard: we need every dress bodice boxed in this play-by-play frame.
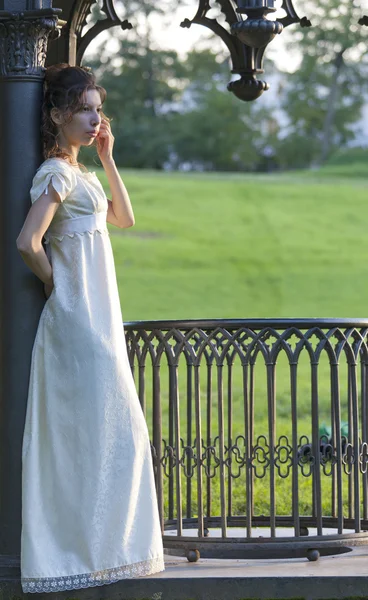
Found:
[29,157,109,244]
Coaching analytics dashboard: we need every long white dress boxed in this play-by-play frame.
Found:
[21,157,165,593]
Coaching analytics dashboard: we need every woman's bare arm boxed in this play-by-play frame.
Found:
[103,159,135,228]
[16,182,61,286]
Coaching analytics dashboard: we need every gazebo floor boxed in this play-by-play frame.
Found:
[2,546,368,600]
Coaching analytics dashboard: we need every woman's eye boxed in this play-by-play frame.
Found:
[83,106,101,112]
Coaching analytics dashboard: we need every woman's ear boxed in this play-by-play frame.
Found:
[50,107,62,126]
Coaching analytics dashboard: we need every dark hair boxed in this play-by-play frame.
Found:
[41,63,110,171]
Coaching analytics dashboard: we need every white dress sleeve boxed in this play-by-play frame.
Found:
[30,160,78,204]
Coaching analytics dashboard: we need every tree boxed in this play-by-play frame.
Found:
[279,0,368,167]
[82,0,191,168]
[84,39,185,168]
[167,49,274,171]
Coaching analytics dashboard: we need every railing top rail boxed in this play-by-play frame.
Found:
[124,318,368,331]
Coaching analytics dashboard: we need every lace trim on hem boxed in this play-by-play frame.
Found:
[21,554,165,593]
[44,228,110,244]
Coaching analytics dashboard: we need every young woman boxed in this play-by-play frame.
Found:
[16,63,165,593]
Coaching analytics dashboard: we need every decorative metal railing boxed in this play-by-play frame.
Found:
[124,319,368,561]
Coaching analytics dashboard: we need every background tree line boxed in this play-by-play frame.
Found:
[82,0,368,172]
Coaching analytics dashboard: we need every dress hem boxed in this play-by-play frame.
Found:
[21,554,165,593]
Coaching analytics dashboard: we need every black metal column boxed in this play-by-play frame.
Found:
[0,3,60,590]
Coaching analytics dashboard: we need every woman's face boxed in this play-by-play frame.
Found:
[52,88,102,151]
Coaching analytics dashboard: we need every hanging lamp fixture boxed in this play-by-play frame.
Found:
[181,0,311,101]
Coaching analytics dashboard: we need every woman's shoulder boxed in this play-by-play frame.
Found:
[39,157,79,171]
[30,157,79,204]
[34,158,80,182]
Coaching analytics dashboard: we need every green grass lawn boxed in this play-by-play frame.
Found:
[96,161,368,522]
[97,165,368,322]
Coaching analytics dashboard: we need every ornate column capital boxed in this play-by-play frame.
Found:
[0,8,62,80]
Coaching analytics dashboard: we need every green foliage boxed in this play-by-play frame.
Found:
[85,40,184,169]
[274,134,320,170]
[280,0,368,167]
[170,85,268,171]
[326,146,368,166]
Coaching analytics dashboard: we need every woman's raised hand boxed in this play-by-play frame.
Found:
[96,118,114,165]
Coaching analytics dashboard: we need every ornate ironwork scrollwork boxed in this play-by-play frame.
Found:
[275,435,292,478]
[343,440,355,475]
[67,0,133,65]
[359,441,368,474]
[251,434,270,477]
[126,319,368,557]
